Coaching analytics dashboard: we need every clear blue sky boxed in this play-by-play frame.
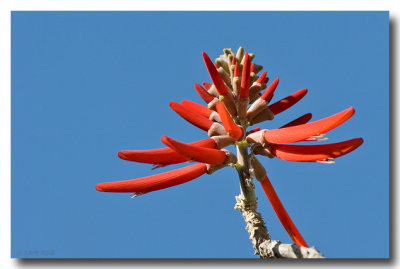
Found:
[11,11,389,258]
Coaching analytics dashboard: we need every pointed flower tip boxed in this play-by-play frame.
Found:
[260,77,280,101]
[118,151,128,160]
[95,184,105,192]
[268,87,308,115]
[256,71,267,84]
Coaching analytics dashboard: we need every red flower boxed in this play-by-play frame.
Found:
[96,47,363,248]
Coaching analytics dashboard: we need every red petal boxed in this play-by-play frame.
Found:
[263,107,355,143]
[161,136,227,165]
[170,101,214,131]
[234,62,240,78]
[181,100,213,118]
[271,138,363,162]
[216,102,243,141]
[249,127,261,134]
[268,89,308,115]
[240,52,250,98]
[260,175,309,247]
[279,113,312,128]
[232,57,237,65]
[118,138,217,166]
[96,163,207,193]
[202,52,229,95]
[250,63,255,73]
[260,78,279,101]
[256,71,267,84]
[203,82,212,90]
[194,83,214,103]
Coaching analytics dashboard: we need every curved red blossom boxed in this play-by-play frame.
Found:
[280,113,313,128]
[271,138,363,162]
[118,138,217,166]
[259,175,309,247]
[232,57,236,65]
[96,163,207,193]
[161,136,227,165]
[202,52,229,95]
[260,77,279,102]
[269,89,308,115]
[181,100,213,118]
[170,101,214,131]
[216,102,243,141]
[240,52,251,98]
[194,83,214,104]
[256,71,267,84]
[263,107,355,144]
[234,61,240,77]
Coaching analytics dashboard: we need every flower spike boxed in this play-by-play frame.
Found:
[194,83,215,104]
[269,89,308,115]
[161,136,227,165]
[270,138,364,162]
[96,163,207,194]
[118,138,217,167]
[216,102,243,141]
[263,107,355,143]
[280,113,313,128]
[170,101,214,131]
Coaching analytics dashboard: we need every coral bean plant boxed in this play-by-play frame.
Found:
[96,47,363,259]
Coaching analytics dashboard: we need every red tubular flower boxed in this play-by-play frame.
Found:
[259,175,309,247]
[263,107,355,144]
[280,113,313,128]
[270,138,364,162]
[216,102,243,141]
[118,138,217,166]
[194,83,215,104]
[96,163,207,193]
[234,62,240,77]
[202,52,230,95]
[161,136,227,165]
[256,71,267,85]
[260,77,279,103]
[170,101,214,131]
[232,57,236,65]
[268,89,308,115]
[240,52,251,99]
[181,100,213,118]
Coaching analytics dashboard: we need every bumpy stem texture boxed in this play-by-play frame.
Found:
[234,143,324,259]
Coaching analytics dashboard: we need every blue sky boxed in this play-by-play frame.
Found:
[11,11,389,258]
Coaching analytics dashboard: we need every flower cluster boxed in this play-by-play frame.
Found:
[96,47,363,248]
